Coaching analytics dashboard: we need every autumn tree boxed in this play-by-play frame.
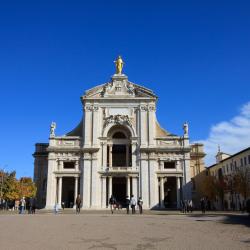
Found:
[1,171,37,201]
[234,167,250,205]
[2,171,20,201]
[200,175,217,201]
[19,177,37,198]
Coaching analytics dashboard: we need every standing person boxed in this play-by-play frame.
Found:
[75,195,81,214]
[189,200,193,213]
[130,195,136,214]
[54,203,59,214]
[61,201,65,210]
[20,197,26,214]
[125,196,130,214]
[31,198,36,214]
[200,198,206,214]
[180,200,184,213]
[137,197,143,214]
[109,195,116,214]
[28,198,33,214]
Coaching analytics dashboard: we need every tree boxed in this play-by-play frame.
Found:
[200,175,217,201]
[19,177,37,198]
[234,167,250,205]
[1,171,37,201]
[2,171,20,201]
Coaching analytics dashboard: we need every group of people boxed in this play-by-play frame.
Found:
[180,199,193,213]
[54,195,82,214]
[109,195,143,214]
[17,197,36,214]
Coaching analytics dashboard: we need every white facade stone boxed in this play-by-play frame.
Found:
[34,69,193,210]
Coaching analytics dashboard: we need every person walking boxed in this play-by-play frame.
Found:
[76,195,81,214]
[109,195,116,214]
[125,196,130,214]
[137,197,143,214]
[20,197,26,214]
[130,195,136,214]
[54,203,59,214]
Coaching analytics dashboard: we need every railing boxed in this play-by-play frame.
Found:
[103,166,138,172]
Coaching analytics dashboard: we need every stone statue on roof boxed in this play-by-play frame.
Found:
[114,55,124,74]
[50,122,56,137]
[183,122,188,136]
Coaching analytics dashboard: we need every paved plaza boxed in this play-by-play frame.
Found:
[0,211,249,250]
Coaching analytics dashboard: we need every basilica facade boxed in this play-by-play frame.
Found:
[33,59,205,209]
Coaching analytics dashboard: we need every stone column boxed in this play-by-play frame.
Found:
[74,177,79,206]
[58,160,63,171]
[108,176,112,198]
[140,155,149,208]
[109,146,113,167]
[58,177,62,208]
[82,153,91,208]
[148,105,156,146]
[140,106,148,146]
[160,177,164,208]
[84,105,92,146]
[92,106,99,146]
[91,154,100,208]
[103,143,107,169]
[176,177,180,209]
[45,154,57,209]
[131,142,137,169]
[126,176,131,196]
[149,156,158,208]
[101,177,107,208]
[75,161,79,171]
[132,177,138,201]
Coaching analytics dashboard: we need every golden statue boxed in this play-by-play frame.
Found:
[114,55,124,74]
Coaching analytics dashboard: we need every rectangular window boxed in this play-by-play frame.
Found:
[164,162,175,169]
[241,158,243,167]
[234,161,237,169]
[248,155,250,164]
[63,162,75,169]
[230,163,233,171]
[226,164,229,173]
[244,157,247,165]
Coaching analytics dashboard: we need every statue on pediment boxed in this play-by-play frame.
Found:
[50,122,56,137]
[183,122,189,135]
[114,56,124,74]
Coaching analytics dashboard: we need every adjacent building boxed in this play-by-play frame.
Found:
[207,147,250,210]
[33,58,205,209]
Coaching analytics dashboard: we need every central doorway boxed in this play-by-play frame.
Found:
[61,177,74,208]
[112,177,126,206]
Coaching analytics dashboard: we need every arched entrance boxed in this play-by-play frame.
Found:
[107,125,132,168]
[106,126,132,207]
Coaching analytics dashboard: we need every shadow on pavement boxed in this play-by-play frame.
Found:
[221,214,250,228]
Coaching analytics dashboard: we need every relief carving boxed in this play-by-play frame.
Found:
[103,115,132,128]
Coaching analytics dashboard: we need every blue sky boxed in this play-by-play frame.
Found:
[0,0,250,177]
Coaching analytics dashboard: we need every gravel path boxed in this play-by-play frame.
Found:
[0,213,249,250]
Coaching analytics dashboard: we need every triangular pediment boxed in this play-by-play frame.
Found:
[83,74,157,99]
